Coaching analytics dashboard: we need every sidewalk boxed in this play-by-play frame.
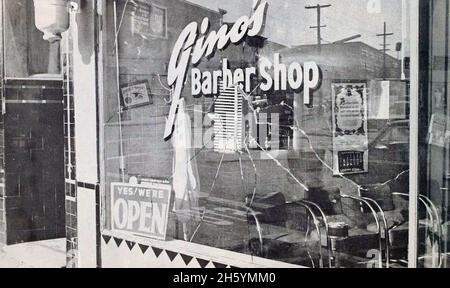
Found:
[0,238,66,268]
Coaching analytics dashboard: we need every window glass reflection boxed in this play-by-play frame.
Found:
[422,0,450,269]
[102,0,417,268]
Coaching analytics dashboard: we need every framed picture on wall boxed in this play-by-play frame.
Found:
[129,1,168,39]
[149,4,167,38]
[120,81,153,110]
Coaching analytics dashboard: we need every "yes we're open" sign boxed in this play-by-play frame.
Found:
[111,181,171,240]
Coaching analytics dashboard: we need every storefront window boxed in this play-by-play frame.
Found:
[100,0,418,268]
[420,0,450,269]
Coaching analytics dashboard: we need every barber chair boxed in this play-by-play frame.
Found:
[241,192,325,268]
[303,187,383,268]
[360,184,442,268]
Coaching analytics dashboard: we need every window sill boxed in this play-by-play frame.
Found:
[201,150,301,162]
[101,230,303,268]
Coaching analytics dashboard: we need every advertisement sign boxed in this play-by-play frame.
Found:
[428,114,450,148]
[111,181,171,240]
[120,81,152,110]
[332,83,369,175]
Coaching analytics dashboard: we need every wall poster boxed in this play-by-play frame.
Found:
[428,114,450,148]
[332,82,369,175]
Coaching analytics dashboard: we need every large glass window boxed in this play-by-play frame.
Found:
[100,0,421,268]
[420,0,450,269]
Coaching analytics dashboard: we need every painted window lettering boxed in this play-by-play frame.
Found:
[165,0,320,140]
[165,0,269,139]
[191,54,320,100]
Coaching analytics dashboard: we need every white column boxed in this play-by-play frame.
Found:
[408,0,420,269]
[72,0,99,268]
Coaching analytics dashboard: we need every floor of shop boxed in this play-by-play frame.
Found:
[0,238,66,268]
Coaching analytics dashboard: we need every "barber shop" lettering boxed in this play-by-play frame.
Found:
[164,0,321,140]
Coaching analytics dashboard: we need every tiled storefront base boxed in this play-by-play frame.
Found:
[100,232,300,268]
[1,79,65,245]
[65,196,78,268]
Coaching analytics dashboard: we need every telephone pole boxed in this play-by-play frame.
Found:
[305,4,331,52]
[377,22,394,79]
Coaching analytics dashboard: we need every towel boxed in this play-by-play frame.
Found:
[172,99,202,230]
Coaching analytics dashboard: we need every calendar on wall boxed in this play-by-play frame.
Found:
[332,82,369,175]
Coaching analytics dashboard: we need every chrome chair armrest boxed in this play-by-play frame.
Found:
[287,201,325,268]
[360,196,390,268]
[298,200,329,234]
[392,192,441,268]
[392,193,435,226]
[419,195,442,268]
[298,199,332,268]
[244,206,264,256]
[341,194,383,268]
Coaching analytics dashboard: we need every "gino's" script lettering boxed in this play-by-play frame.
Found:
[164,0,268,140]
